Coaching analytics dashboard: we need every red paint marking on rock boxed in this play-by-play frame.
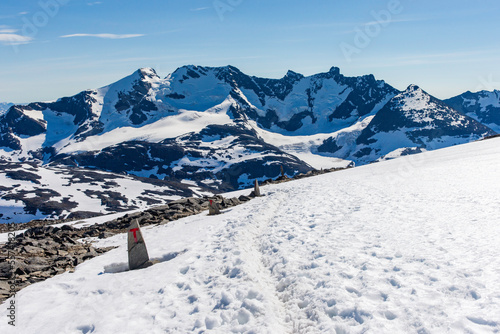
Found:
[130,228,140,243]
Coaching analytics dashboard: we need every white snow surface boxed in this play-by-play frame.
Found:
[56,97,234,155]
[251,120,359,169]
[2,138,500,333]
[0,102,13,115]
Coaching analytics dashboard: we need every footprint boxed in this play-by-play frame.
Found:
[213,292,233,310]
[325,305,338,318]
[326,299,336,307]
[223,267,241,278]
[384,310,397,320]
[338,308,369,324]
[345,286,361,296]
[340,272,354,279]
[389,279,401,288]
[466,316,498,327]
[468,290,481,300]
[204,316,220,329]
[236,309,251,325]
[77,325,95,334]
[297,300,309,309]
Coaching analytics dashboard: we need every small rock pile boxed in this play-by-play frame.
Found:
[0,224,114,302]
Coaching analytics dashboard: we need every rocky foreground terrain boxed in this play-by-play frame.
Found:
[0,167,342,303]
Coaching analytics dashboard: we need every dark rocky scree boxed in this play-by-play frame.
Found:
[0,224,113,303]
[0,195,238,303]
[0,160,217,223]
[0,166,347,303]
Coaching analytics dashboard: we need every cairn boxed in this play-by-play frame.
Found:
[276,165,289,182]
[253,179,261,197]
[208,199,221,215]
[127,220,151,270]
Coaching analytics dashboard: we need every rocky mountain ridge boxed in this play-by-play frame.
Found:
[444,89,500,133]
[0,65,497,223]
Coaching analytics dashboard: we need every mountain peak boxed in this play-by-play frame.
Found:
[329,66,341,75]
[406,84,422,92]
[283,70,304,81]
[170,65,245,82]
[137,67,159,80]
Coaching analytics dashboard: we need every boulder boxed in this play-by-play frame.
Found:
[169,204,185,211]
[98,231,114,239]
[61,225,75,231]
[238,195,251,202]
[21,245,44,254]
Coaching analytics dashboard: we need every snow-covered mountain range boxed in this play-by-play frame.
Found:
[445,90,500,133]
[0,66,498,222]
[318,85,494,164]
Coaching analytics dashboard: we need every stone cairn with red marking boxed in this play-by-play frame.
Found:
[127,220,151,270]
[208,199,221,216]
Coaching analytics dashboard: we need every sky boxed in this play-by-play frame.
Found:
[0,0,499,103]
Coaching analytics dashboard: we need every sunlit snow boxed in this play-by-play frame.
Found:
[1,137,499,333]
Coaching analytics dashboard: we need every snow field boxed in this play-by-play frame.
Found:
[1,138,499,333]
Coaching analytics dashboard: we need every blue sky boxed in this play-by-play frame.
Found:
[1,0,499,103]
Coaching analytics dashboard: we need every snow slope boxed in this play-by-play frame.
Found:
[0,103,13,115]
[2,138,500,333]
[251,120,355,169]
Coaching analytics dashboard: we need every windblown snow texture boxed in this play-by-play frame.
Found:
[1,137,499,333]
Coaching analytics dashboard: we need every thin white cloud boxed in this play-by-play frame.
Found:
[87,1,102,5]
[18,11,28,15]
[61,33,144,39]
[0,29,18,34]
[0,33,33,45]
[191,7,210,11]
